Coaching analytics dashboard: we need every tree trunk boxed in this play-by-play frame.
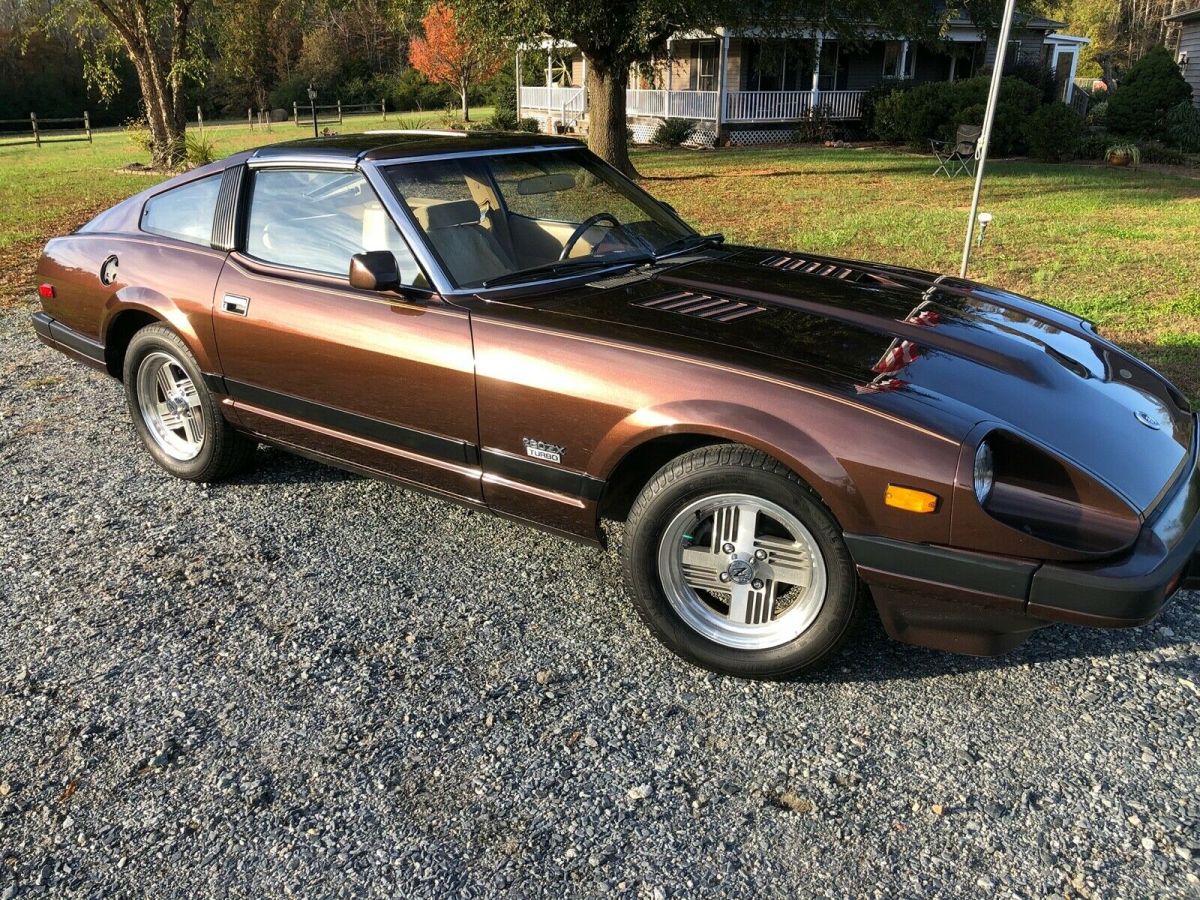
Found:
[462,85,469,121]
[584,60,635,177]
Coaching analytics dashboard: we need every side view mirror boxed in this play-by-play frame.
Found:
[349,251,400,292]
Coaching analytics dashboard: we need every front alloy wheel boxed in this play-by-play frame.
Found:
[624,444,860,679]
[657,493,828,650]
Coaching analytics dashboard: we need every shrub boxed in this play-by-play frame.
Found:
[1107,46,1194,140]
[185,133,216,167]
[1086,99,1108,127]
[651,117,696,146]
[1002,60,1058,103]
[862,79,915,139]
[489,106,518,130]
[947,77,1043,155]
[489,65,517,120]
[122,117,153,153]
[877,76,1041,155]
[1077,130,1111,160]
[1137,140,1190,165]
[794,105,839,143]
[870,90,909,142]
[517,117,541,133]
[1166,100,1200,152]
[1026,102,1085,161]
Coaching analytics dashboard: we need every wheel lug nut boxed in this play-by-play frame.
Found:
[752,579,764,590]
[754,549,767,560]
[719,572,731,583]
[722,542,735,554]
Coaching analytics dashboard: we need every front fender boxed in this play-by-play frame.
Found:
[591,399,874,534]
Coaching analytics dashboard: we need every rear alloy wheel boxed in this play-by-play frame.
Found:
[123,324,255,482]
[624,445,860,679]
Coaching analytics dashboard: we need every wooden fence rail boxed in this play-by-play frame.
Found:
[292,99,387,127]
[0,112,92,149]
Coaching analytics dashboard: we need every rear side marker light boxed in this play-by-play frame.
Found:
[38,284,55,299]
[885,484,940,514]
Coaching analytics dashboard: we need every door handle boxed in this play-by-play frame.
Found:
[222,293,250,316]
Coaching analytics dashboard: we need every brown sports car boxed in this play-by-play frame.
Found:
[33,132,1200,678]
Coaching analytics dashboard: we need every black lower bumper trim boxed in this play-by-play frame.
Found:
[33,312,106,365]
[843,534,1037,600]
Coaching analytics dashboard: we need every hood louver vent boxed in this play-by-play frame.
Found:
[634,290,767,323]
[762,254,860,281]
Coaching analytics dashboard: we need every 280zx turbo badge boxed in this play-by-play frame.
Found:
[523,438,565,464]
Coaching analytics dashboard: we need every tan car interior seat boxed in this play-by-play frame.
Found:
[411,199,515,286]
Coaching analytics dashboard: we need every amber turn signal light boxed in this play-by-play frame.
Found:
[885,484,940,514]
[38,284,55,299]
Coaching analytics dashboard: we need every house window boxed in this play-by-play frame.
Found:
[689,40,719,92]
[744,39,810,91]
[1004,40,1023,69]
[882,41,915,79]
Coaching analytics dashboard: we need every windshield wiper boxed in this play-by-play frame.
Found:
[481,253,652,288]
[654,232,725,260]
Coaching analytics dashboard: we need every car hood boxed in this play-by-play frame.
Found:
[522,247,1195,514]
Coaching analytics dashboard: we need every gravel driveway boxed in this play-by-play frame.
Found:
[2,304,1198,898]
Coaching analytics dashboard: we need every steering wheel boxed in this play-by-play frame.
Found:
[559,212,622,261]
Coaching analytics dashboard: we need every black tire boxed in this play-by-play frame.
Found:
[623,444,860,679]
[122,323,255,482]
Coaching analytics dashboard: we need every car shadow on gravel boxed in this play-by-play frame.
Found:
[227,447,365,486]
[815,594,1199,684]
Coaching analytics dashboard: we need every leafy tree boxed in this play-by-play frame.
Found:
[214,0,302,112]
[49,0,208,167]
[410,2,504,121]
[1107,45,1193,140]
[456,1,945,175]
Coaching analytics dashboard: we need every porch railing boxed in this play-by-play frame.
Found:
[518,86,586,116]
[520,86,868,123]
[724,90,867,122]
[626,89,719,120]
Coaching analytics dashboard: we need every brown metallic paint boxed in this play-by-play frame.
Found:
[211,254,480,500]
[31,135,1200,660]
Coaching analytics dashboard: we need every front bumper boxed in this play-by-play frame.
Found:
[848,413,1200,655]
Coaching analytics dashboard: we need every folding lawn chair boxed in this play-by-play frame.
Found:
[931,124,982,178]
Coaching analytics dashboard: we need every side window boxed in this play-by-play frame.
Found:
[140,174,222,246]
[244,169,421,284]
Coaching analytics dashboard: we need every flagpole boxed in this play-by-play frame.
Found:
[960,0,1019,278]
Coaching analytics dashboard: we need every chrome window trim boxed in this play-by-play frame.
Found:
[247,154,359,170]
[239,164,436,292]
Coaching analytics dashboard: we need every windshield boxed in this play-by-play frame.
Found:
[381,148,694,288]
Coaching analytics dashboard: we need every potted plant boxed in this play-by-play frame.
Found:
[1104,142,1141,168]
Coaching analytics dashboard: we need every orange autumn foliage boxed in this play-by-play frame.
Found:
[409,3,503,120]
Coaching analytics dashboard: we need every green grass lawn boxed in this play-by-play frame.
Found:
[2,119,1198,401]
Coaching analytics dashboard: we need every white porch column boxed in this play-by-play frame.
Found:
[811,32,824,107]
[581,55,588,111]
[716,32,730,130]
[1066,46,1080,102]
[515,50,522,118]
